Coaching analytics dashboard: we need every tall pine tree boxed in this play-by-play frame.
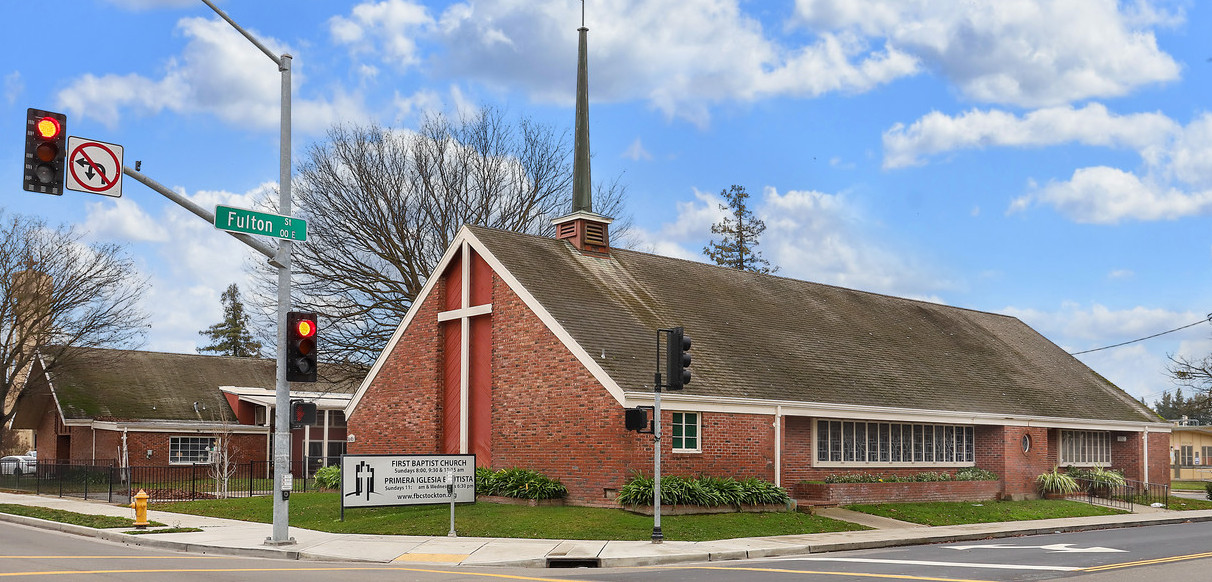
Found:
[703,185,776,274]
[198,283,262,358]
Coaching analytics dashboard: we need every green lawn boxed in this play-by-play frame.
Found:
[1164,496,1212,510]
[844,500,1127,526]
[152,492,867,541]
[0,504,165,529]
[1171,480,1208,491]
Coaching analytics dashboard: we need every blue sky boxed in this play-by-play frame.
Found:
[4,0,1212,408]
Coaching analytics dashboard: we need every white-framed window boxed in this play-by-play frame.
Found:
[1202,446,1212,466]
[814,419,974,466]
[671,412,700,453]
[1059,430,1111,466]
[170,436,216,464]
[1180,445,1194,467]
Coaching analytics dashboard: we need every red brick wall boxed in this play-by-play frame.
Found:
[794,480,1001,505]
[347,275,446,455]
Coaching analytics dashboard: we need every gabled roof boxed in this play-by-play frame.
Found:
[40,347,357,423]
[352,225,1161,426]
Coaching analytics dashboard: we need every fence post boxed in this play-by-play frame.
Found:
[190,464,197,500]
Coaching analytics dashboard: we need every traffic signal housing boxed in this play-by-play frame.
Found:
[289,399,317,429]
[665,326,692,390]
[23,108,67,195]
[286,311,318,382]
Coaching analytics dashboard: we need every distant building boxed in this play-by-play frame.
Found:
[11,347,354,474]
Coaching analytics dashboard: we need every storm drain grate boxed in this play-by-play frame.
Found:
[545,557,601,568]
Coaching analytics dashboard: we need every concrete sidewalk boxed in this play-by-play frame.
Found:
[2,491,1210,568]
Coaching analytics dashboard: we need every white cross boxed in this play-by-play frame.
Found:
[436,240,492,453]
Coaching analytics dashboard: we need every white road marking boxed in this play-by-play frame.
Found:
[945,543,1126,553]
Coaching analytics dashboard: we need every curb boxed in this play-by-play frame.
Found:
[3,508,1212,568]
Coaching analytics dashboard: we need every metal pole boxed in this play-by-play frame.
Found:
[200,0,293,544]
[652,371,662,543]
[269,53,294,546]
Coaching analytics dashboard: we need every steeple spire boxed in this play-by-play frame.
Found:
[554,1,613,255]
[571,16,592,213]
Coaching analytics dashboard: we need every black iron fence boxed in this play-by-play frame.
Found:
[1070,477,1169,511]
[0,460,321,504]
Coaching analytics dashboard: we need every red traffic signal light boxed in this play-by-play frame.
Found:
[286,311,318,382]
[24,108,67,195]
[289,399,317,428]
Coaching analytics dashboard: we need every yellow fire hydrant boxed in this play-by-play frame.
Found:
[130,489,149,529]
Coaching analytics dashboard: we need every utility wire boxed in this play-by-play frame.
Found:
[1069,314,1212,356]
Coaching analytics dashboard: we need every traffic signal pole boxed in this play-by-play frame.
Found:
[200,0,295,546]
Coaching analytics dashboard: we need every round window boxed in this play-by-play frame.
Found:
[1021,434,1032,453]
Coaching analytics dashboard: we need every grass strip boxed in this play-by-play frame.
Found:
[123,527,204,535]
[1162,496,1212,511]
[1170,480,1208,491]
[153,492,867,541]
[0,503,165,529]
[844,499,1126,526]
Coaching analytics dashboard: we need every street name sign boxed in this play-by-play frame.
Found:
[214,205,307,242]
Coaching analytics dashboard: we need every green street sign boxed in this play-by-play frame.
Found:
[214,205,307,242]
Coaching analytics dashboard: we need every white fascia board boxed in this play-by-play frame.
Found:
[463,230,629,406]
[345,228,470,416]
[89,420,270,434]
[621,392,1171,432]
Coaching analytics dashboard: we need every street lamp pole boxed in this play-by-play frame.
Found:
[199,0,294,545]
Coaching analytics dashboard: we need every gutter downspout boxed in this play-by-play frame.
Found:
[1143,426,1150,483]
[774,406,783,488]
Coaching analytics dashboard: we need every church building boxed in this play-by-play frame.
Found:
[343,20,1168,507]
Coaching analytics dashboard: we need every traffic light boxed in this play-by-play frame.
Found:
[625,407,650,431]
[665,326,692,390]
[289,399,317,429]
[23,108,67,195]
[286,311,318,382]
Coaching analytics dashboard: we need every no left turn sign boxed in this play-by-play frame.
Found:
[65,136,123,197]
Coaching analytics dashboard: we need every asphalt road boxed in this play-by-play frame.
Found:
[3,519,1212,581]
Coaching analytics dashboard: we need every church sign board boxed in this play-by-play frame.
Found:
[341,454,476,509]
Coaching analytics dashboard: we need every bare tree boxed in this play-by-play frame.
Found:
[0,211,148,447]
[249,105,630,370]
[207,407,241,499]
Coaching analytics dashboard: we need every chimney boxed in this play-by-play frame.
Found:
[552,14,613,255]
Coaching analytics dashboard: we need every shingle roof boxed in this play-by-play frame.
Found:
[45,347,358,422]
[468,225,1158,424]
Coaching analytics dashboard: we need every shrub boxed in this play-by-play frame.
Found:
[1066,466,1125,488]
[313,465,341,489]
[819,468,998,484]
[616,474,789,507]
[1036,467,1079,495]
[1205,482,1212,501]
[475,467,567,500]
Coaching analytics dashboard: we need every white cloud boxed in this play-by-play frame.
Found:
[83,198,170,243]
[1001,302,1210,402]
[56,17,364,133]
[886,105,1212,224]
[883,104,1178,169]
[1108,269,1134,280]
[329,0,435,68]
[635,185,952,300]
[622,138,652,161]
[339,0,918,127]
[82,183,275,354]
[795,0,1181,107]
[4,71,23,106]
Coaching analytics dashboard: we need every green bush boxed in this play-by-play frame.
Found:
[313,465,341,489]
[1065,466,1125,488]
[475,467,567,500]
[1205,482,1212,501]
[616,474,790,508]
[1036,467,1079,495]
[819,468,998,484]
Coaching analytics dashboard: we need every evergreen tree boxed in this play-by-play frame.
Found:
[198,283,262,358]
[702,185,777,274]
[1153,387,1212,423]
